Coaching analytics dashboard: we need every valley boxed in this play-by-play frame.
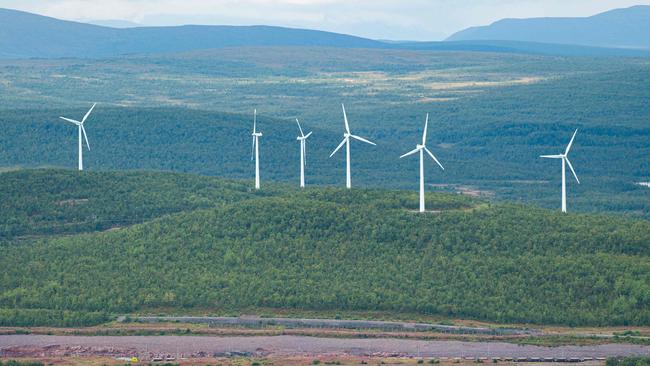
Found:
[1,5,650,365]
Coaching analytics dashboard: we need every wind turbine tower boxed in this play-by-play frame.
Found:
[400,113,445,212]
[330,104,376,189]
[251,109,263,190]
[296,119,313,188]
[59,103,96,171]
[540,129,580,213]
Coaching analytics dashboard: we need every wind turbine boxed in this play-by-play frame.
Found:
[296,119,313,188]
[251,109,262,190]
[330,104,376,189]
[540,129,580,213]
[60,103,96,171]
[400,113,444,213]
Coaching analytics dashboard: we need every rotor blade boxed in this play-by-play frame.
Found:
[330,138,347,158]
[540,155,563,159]
[304,131,313,139]
[251,137,256,161]
[350,134,376,146]
[81,125,90,151]
[81,103,96,124]
[422,113,429,145]
[400,147,420,159]
[253,109,257,134]
[565,129,578,155]
[296,119,305,137]
[60,117,81,126]
[565,157,580,184]
[342,104,350,134]
[424,147,445,170]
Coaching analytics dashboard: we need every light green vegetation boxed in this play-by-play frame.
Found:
[0,170,648,327]
[0,47,648,218]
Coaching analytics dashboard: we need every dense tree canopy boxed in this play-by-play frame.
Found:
[1,170,648,327]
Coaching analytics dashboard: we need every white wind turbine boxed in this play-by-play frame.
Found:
[400,113,445,213]
[296,119,313,188]
[59,103,96,171]
[540,129,580,213]
[251,109,263,190]
[330,104,376,189]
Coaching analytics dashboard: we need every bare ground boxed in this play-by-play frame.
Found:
[2,335,650,359]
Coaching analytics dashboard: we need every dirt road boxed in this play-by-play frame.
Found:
[1,335,649,358]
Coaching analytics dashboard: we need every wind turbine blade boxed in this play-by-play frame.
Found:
[565,129,578,155]
[296,119,305,137]
[565,157,580,184]
[304,131,313,139]
[350,134,376,146]
[422,113,429,145]
[81,103,97,124]
[424,147,445,170]
[251,137,256,161]
[342,104,350,134]
[540,155,563,159]
[60,117,81,126]
[253,109,257,134]
[81,125,90,151]
[330,138,347,158]
[400,147,420,159]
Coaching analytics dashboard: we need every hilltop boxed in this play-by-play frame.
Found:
[1,7,649,59]
[447,5,650,49]
[0,169,649,327]
[1,48,648,219]
[0,7,382,59]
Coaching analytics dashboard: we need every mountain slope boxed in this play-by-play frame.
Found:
[0,169,282,239]
[1,7,649,59]
[447,5,650,49]
[0,8,383,59]
[0,170,649,326]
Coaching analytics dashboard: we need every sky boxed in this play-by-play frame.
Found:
[0,0,648,41]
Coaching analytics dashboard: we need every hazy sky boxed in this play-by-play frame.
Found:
[1,0,649,40]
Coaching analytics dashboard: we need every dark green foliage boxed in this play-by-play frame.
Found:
[607,357,650,366]
[0,360,45,366]
[0,48,649,218]
[0,308,109,327]
[0,170,648,326]
[0,169,275,239]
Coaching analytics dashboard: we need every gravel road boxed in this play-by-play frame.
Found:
[1,335,649,358]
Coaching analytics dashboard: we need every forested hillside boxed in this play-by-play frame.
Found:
[1,170,649,327]
[0,170,282,239]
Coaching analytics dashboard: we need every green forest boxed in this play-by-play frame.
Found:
[0,48,648,218]
[1,169,649,327]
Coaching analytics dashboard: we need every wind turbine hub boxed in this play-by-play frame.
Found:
[416,144,424,149]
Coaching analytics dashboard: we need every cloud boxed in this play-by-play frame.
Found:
[1,0,648,40]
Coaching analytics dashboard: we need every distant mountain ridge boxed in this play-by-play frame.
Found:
[447,5,650,49]
[1,7,650,59]
[0,8,383,59]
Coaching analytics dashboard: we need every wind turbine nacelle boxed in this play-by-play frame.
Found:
[416,144,424,149]
[252,133,263,137]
